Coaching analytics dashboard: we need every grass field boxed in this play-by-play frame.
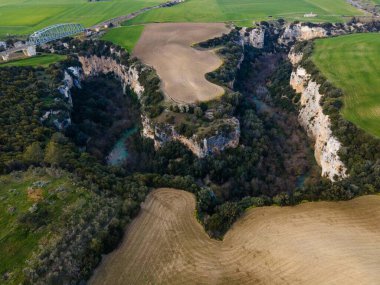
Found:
[0,169,90,284]
[0,0,166,38]
[0,0,364,39]
[312,33,380,137]
[0,54,66,68]
[125,0,363,26]
[101,26,145,52]
[90,188,380,285]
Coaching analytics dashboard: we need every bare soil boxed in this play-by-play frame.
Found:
[90,189,380,285]
[133,23,230,104]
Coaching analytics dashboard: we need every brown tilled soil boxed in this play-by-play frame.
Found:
[90,189,380,285]
[133,23,230,104]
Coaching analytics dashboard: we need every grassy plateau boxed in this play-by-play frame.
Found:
[0,54,66,68]
[312,33,380,138]
[101,26,145,52]
[0,0,166,38]
[125,0,363,26]
[0,0,364,39]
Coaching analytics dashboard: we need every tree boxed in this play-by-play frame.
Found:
[44,140,64,166]
[23,142,44,164]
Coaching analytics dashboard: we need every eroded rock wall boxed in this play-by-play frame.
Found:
[142,115,240,158]
[78,55,144,96]
[241,27,265,49]
[279,24,327,45]
[290,66,347,181]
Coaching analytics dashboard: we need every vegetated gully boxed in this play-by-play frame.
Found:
[96,35,318,186]
[235,47,319,187]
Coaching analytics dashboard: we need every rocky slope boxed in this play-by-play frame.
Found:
[78,55,144,96]
[290,65,347,181]
[240,27,265,49]
[143,115,240,158]
[279,24,327,45]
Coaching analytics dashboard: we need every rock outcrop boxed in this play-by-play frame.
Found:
[41,67,83,130]
[288,46,303,65]
[279,23,327,45]
[290,66,347,181]
[241,27,265,49]
[143,115,240,158]
[78,55,144,96]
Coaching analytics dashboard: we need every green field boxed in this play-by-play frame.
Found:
[101,25,145,52]
[0,0,165,38]
[125,0,363,26]
[0,54,66,68]
[0,169,90,284]
[312,33,380,137]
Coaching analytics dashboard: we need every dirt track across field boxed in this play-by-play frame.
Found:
[90,189,380,285]
[133,23,230,104]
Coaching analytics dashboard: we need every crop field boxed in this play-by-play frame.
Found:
[126,0,363,26]
[101,26,145,52]
[0,169,90,284]
[0,0,166,38]
[90,188,380,285]
[312,33,380,137]
[0,0,363,39]
[133,23,229,103]
[0,54,66,68]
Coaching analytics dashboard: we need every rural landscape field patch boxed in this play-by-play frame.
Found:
[90,189,380,285]
[125,0,363,26]
[133,23,230,103]
[101,26,145,52]
[0,0,166,38]
[312,33,380,137]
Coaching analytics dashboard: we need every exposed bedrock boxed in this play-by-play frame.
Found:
[78,55,144,96]
[240,27,265,49]
[142,115,240,158]
[290,65,347,181]
[279,24,327,45]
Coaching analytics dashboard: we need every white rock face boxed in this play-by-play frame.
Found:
[241,27,265,48]
[288,47,304,65]
[279,24,327,45]
[142,115,240,158]
[290,67,347,181]
[78,55,144,96]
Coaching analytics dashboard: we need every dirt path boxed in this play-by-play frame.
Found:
[133,23,230,104]
[90,189,380,285]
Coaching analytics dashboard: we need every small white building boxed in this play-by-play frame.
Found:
[304,12,317,18]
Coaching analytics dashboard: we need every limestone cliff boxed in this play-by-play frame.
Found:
[78,55,144,96]
[240,27,265,49]
[290,66,347,181]
[142,115,240,158]
[279,23,327,45]
[41,66,83,130]
[288,46,303,65]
